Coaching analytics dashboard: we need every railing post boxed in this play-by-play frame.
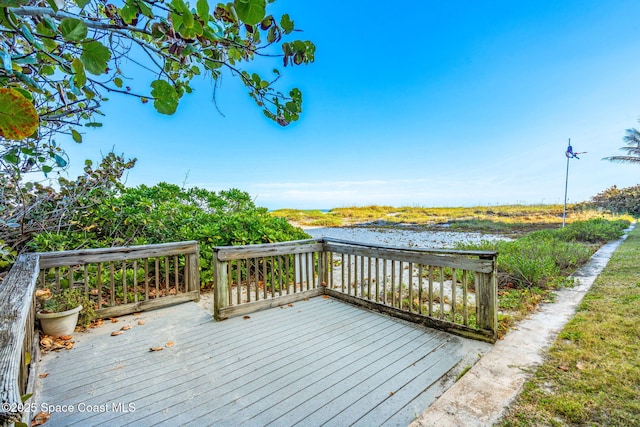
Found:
[317,250,326,291]
[476,254,498,340]
[186,244,200,298]
[213,250,229,321]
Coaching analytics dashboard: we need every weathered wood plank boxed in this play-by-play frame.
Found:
[215,240,323,261]
[325,288,496,343]
[476,256,498,340]
[94,291,199,318]
[213,258,229,321]
[322,237,497,257]
[324,241,495,273]
[42,300,346,397]
[0,254,39,425]
[238,322,436,426]
[36,299,490,427]
[305,339,456,426]
[218,288,322,318]
[345,347,460,426]
[37,241,198,268]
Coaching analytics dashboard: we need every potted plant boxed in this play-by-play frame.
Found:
[36,288,95,337]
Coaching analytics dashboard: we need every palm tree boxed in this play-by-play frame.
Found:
[603,119,640,164]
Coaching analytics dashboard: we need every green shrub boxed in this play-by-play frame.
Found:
[558,218,628,243]
[587,184,640,216]
[458,219,625,290]
[27,183,310,288]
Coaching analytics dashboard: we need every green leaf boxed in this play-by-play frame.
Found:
[75,0,90,7]
[81,41,111,75]
[136,0,153,18]
[119,2,138,25]
[71,58,86,88]
[85,122,103,127]
[54,154,67,167]
[3,152,19,164]
[42,165,53,173]
[12,87,32,100]
[0,88,39,140]
[151,79,179,115]
[234,0,266,26]
[197,0,209,24]
[59,18,88,42]
[42,15,58,32]
[114,77,123,88]
[36,20,55,37]
[1,0,29,6]
[178,20,203,39]
[71,129,82,143]
[46,0,64,11]
[0,50,11,75]
[20,24,39,46]
[21,393,32,403]
[280,14,294,34]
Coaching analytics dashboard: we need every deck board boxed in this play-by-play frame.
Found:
[35,297,490,426]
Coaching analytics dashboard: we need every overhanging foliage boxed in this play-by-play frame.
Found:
[0,0,314,174]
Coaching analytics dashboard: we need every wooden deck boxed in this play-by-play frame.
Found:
[34,297,490,426]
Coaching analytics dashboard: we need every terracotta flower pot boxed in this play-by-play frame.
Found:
[37,305,82,338]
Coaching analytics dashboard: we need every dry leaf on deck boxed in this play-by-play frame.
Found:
[38,373,49,378]
[110,318,118,323]
[138,320,145,325]
[149,347,163,352]
[288,303,294,307]
[35,289,51,299]
[31,411,50,426]
[111,331,123,336]
[40,337,53,348]
[59,335,72,340]
[120,325,131,331]
[243,315,251,320]
[322,295,330,299]
[166,342,175,348]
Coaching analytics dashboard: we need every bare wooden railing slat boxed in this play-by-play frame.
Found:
[37,241,198,268]
[0,254,39,425]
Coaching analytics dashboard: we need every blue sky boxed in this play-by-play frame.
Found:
[61,0,640,209]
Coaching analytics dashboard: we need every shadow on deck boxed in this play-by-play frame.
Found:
[35,298,490,426]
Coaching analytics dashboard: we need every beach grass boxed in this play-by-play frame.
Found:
[271,204,632,230]
[498,226,640,426]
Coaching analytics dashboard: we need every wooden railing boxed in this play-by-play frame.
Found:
[1,242,200,425]
[213,239,326,320]
[322,238,497,342]
[0,254,40,426]
[38,241,200,318]
[213,238,498,342]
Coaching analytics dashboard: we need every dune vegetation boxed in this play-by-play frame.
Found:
[271,204,632,232]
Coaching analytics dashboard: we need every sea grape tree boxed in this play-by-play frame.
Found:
[0,0,315,174]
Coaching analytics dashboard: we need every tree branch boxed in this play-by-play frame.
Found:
[9,6,152,36]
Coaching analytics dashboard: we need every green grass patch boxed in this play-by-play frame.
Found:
[458,219,629,338]
[498,225,640,426]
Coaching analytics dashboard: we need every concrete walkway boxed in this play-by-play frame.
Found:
[410,226,633,427]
